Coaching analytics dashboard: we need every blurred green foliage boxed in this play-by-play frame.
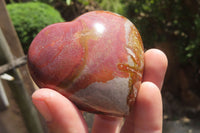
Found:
[96,0,125,15]
[7,2,64,53]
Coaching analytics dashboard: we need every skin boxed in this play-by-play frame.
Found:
[32,48,168,133]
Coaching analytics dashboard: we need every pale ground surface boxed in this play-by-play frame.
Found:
[0,82,28,133]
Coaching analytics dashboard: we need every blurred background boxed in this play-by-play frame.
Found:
[0,0,200,133]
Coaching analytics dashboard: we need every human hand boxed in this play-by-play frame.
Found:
[32,48,168,133]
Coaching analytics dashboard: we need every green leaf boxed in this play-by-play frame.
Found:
[66,0,71,6]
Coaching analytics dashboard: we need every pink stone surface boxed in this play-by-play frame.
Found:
[28,11,144,116]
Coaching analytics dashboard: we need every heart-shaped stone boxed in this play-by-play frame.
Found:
[28,11,144,117]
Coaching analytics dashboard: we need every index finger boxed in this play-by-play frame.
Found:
[142,49,168,90]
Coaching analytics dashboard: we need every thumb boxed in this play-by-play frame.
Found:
[32,88,88,133]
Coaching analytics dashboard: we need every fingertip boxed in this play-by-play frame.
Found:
[121,81,163,133]
[138,82,162,107]
[143,49,168,89]
[32,88,53,101]
[145,49,168,69]
[135,81,163,131]
[32,88,88,133]
[32,88,70,123]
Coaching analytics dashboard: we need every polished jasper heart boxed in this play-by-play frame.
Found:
[28,11,144,117]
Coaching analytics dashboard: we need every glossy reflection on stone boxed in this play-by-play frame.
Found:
[28,11,144,117]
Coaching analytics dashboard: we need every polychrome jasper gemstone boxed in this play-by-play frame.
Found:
[28,11,144,116]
